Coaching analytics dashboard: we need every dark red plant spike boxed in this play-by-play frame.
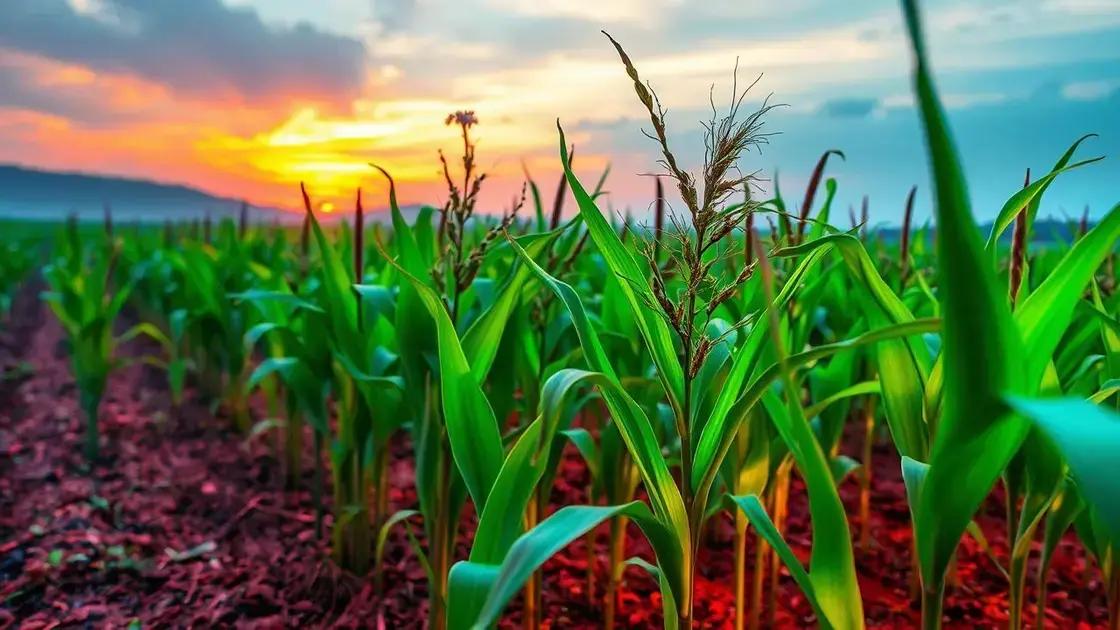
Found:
[550,145,574,230]
[778,212,792,243]
[238,200,249,240]
[103,203,113,238]
[900,185,916,283]
[849,204,858,230]
[1009,168,1030,307]
[354,188,364,282]
[1080,205,1090,238]
[766,215,779,247]
[299,182,313,259]
[797,150,844,242]
[300,182,313,215]
[860,195,869,239]
[653,176,665,262]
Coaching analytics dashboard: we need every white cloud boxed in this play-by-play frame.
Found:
[483,0,684,25]
[1062,79,1120,101]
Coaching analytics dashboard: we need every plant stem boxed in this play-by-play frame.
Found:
[82,391,100,464]
[312,430,324,541]
[734,509,749,630]
[285,405,303,491]
[1010,547,1028,630]
[429,438,454,630]
[1107,561,1119,630]
[748,524,767,630]
[922,582,945,630]
[680,306,696,630]
[523,492,541,630]
[604,514,628,630]
[859,396,877,553]
[766,465,792,628]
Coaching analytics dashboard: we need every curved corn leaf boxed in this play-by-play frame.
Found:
[729,495,834,630]
[774,233,931,459]
[805,380,880,421]
[461,231,558,380]
[1005,396,1120,545]
[470,420,547,565]
[454,502,681,630]
[984,134,1102,253]
[503,232,690,555]
[376,240,504,512]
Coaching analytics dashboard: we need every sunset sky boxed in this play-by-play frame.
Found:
[1,0,1118,224]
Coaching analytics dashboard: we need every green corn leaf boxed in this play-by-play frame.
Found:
[504,232,690,550]
[1005,396,1120,545]
[805,380,880,421]
[1014,203,1120,390]
[377,242,504,512]
[455,502,682,630]
[984,134,1102,252]
[470,419,547,565]
[557,123,686,418]
[692,317,939,508]
[1037,481,1084,623]
[900,0,1027,589]
[728,495,834,630]
[461,231,557,381]
[774,233,931,459]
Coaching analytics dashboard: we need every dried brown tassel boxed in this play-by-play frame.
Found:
[900,186,916,283]
[797,150,844,242]
[653,176,665,263]
[550,146,574,230]
[1009,168,1030,307]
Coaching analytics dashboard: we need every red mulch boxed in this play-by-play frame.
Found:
[0,285,1110,629]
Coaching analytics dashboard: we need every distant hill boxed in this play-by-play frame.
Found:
[0,164,434,226]
[0,164,287,224]
[873,217,1091,245]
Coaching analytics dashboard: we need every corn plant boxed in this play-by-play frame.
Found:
[42,222,135,462]
[0,238,34,321]
[437,38,947,628]
[896,1,1120,628]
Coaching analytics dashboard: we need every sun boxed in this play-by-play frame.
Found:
[320,202,335,214]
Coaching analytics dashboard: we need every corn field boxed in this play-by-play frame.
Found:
[2,1,1118,628]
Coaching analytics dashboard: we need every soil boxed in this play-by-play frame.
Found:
[0,284,1110,629]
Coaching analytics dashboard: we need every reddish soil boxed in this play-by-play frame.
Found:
[0,285,1111,629]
